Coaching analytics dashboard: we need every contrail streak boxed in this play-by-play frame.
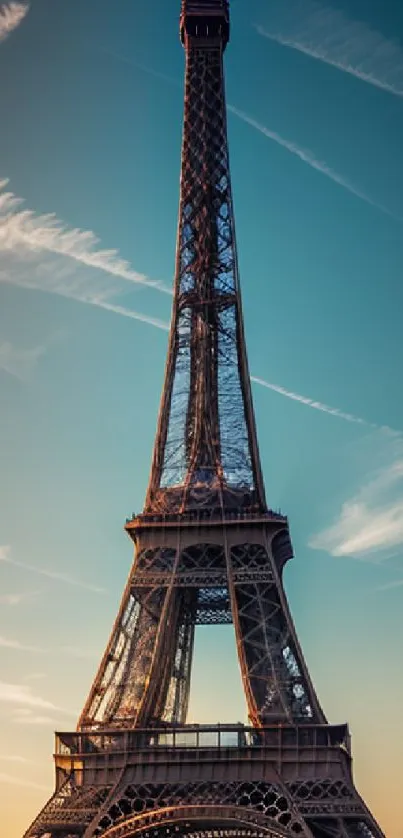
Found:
[255,0,403,99]
[0,773,48,792]
[376,578,403,592]
[0,548,104,593]
[256,24,403,97]
[99,52,396,220]
[101,47,179,89]
[228,106,398,220]
[0,340,46,380]
[251,376,370,426]
[0,266,171,331]
[87,299,169,330]
[0,179,171,295]
[0,177,173,325]
[0,636,45,654]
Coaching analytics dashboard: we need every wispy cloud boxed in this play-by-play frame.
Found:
[0,772,48,792]
[228,106,397,220]
[0,179,168,293]
[0,636,45,653]
[255,0,403,98]
[0,178,171,328]
[100,47,179,90]
[0,591,39,606]
[0,754,33,764]
[0,340,46,380]
[14,713,57,726]
[0,683,74,729]
[0,2,28,43]
[251,376,371,427]
[376,578,403,592]
[12,705,74,725]
[0,680,62,712]
[310,442,403,560]
[0,545,105,593]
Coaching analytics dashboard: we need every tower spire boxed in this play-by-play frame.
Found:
[145,0,265,515]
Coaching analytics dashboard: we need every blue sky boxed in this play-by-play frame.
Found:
[0,1,402,836]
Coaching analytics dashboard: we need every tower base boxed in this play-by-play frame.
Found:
[24,724,383,838]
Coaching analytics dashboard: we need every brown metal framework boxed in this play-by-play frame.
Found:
[24,2,384,838]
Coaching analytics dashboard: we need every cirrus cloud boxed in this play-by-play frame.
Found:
[310,441,403,560]
[255,0,403,98]
[0,179,169,294]
[0,178,171,331]
[0,340,46,380]
[0,2,29,43]
[0,680,62,712]
[0,545,105,593]
[0,771,48,792]
[0,636,46,653]
[228,106,398,221]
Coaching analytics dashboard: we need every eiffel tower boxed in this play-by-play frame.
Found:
[25,2,384,838]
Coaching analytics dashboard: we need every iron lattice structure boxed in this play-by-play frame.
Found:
[24,3,384,838]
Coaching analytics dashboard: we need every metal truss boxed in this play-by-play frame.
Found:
[24,2,384,838]
[145,3,265,516]
[24,724,383,838]
[91,779,310,837]
[77,526,325,730]
[24,776,310,837]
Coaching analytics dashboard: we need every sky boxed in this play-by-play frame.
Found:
[0,0,402,835]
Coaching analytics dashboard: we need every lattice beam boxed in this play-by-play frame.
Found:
[145,26,265,515]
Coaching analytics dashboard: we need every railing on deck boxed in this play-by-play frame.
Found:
[126,508,288,527]
[55,723,350,759]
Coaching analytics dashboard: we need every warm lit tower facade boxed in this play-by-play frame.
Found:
[25,2,384,837]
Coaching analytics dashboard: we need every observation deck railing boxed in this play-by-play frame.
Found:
[55,723,351,759]
[126,509,288,529]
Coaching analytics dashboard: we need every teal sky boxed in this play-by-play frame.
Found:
[1,1,403,836]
